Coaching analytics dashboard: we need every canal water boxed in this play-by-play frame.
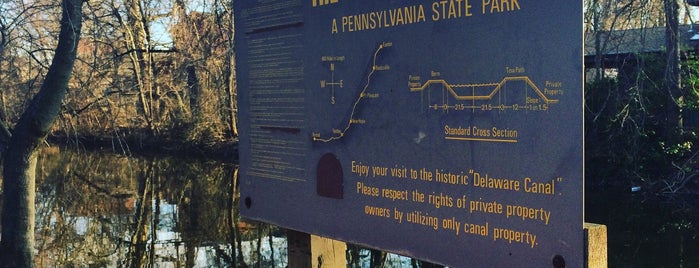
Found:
[28,146,286,267]
[1,147,697,267]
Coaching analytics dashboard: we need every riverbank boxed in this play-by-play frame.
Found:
[47,133,239,162]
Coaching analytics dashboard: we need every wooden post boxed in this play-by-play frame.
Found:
[287,230,347,268]
[311,235,347,267]
[584,222,608,268]
[287,230,312,267]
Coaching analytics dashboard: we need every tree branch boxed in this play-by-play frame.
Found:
[115,47,178,59]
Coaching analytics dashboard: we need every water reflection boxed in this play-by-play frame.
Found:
[7,146,697,267]
[30,146,285,267]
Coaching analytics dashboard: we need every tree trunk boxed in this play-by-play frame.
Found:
[116,0,159,134]
[664,0,682,136]
[187,64,202,118]
[227,1,238,137]
[0,0,84,267]
[593,0,604,80]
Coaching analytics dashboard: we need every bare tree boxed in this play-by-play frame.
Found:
[225,0,238,137]
[2,0,240,145]
[171,0,236,140]
[0,0,84,266]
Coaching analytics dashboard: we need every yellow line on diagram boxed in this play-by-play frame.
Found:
[409,76,559,104]
[313,42,391,143]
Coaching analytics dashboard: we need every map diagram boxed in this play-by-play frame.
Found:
[408,75,559,113]
[311,40,567,144]
[313,42,392,143]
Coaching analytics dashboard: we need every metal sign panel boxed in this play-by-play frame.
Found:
[235,0,583,267]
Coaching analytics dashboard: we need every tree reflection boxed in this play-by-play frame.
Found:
[12,146,492,267]
[25,147,283,267]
